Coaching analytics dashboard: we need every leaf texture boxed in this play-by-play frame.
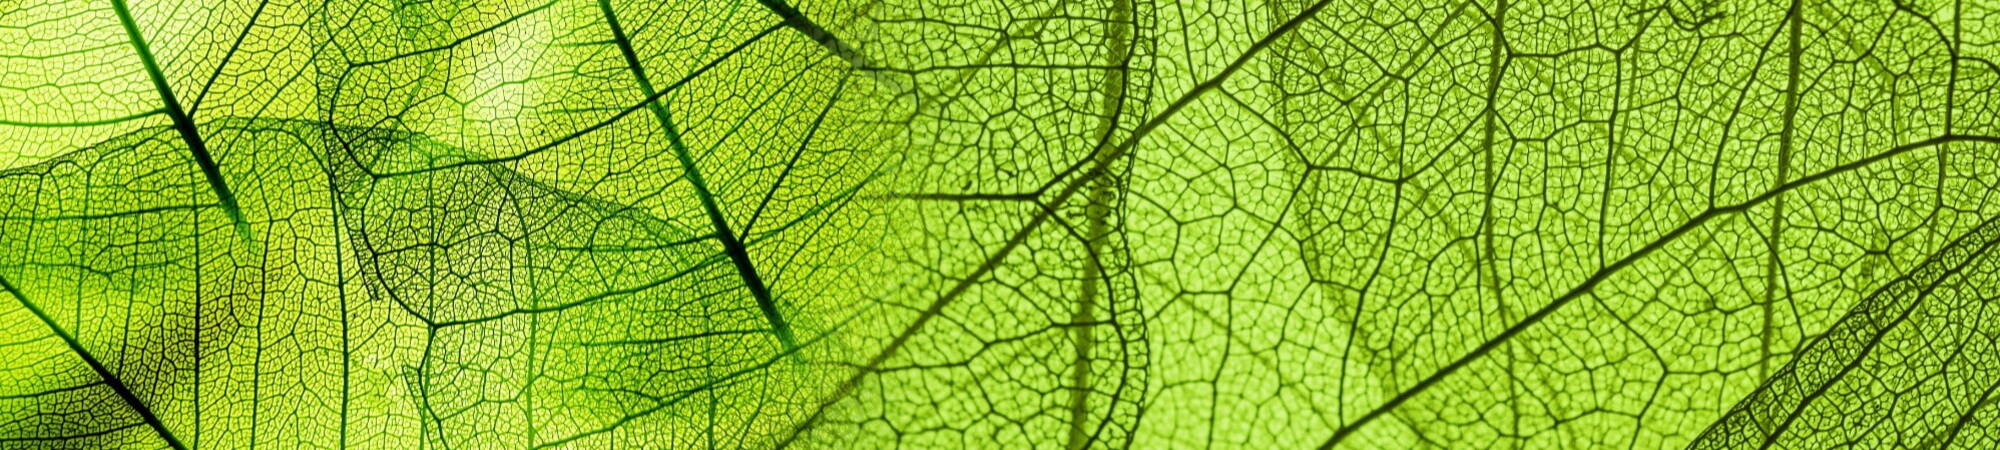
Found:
[3,0,2000,448]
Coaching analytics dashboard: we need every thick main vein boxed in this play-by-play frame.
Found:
[0,275,187,450]
[752,0,870,70]
[1067,0,1135,446]
[596,0,799,354]
[108,0,252,247]
[1760,0,1806,382]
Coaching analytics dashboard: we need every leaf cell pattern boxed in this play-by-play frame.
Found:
[2,0,1999,448]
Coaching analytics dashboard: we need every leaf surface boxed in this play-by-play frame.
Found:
[4,0,2000,448]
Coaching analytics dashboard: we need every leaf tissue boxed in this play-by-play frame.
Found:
[1,0,1997,447]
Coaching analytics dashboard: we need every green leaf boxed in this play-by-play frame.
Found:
[4,0,2000,448]
[1,0,889,447]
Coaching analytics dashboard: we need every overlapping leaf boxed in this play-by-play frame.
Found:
[788,0,2000,447]
[1,0,892,447]
[5,0,2000,448]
